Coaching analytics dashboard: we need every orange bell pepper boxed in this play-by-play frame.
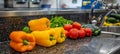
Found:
[9,31,36,52]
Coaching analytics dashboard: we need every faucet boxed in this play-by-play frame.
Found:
[99,9,118,27]
[104,9,118,16]
[89,0,107,25]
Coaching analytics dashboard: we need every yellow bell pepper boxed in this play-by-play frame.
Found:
[114,23,120,26]
[28,17,50,31]
[106,23,113,26]
[31,30,56,47]
[52,27,66,43]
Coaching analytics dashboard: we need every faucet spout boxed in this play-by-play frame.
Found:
[89,0,107,24]
[89,1,100,24]
[100,9,118,27]
[105,9,118,16]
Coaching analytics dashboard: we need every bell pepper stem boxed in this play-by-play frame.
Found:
[23,40,30,45]
[50,35,55,41]
[22,26,31,33]
[61,33,65,38]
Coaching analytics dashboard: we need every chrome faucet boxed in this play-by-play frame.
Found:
[89,0,107,25]
[104,9,118,16]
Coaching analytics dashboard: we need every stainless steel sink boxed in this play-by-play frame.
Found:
[110,47,120,54]
[86,27,120,54]
[87,36,120,54]
[101,26,120,33]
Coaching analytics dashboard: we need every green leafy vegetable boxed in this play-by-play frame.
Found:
[50,16,73,28]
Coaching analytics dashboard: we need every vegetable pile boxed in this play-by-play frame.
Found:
[9,17,66,52]
[50,16,73,28]
[31,27,66,47]
[64,22,93,39]
[103,14,120,26]
[82,24,101,36]
[9,16,101,52]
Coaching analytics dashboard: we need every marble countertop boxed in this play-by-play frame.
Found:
[0,34,119,54]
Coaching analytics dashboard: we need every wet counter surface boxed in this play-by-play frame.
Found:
[0,33,119,54]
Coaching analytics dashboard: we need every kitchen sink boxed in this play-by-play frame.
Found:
[101,26,120,33]
[111,47,120,54]
[87,34,120,54]
[85,26,120,54]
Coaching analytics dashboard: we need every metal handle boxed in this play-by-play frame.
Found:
[101,31,120,36]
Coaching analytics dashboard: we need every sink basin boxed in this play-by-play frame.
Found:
[111,47,120,54]
[87,37,120,54]
[101,26,120,33]
[86,26,120,54]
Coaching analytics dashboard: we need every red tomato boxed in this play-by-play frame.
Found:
[65,31,70,37]
[64,24,72,31]
[83,28,92,37]
[69,28,79,39]
[72,22,82,30]
[78,29,86,38]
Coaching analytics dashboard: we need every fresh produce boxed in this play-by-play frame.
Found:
[72,22,82,30]
[93,29,101,36]
[106,17,117,23]
[103,14,120,26]
[78,29,86,38]
[82,24,101,36]
[69,28,79,39]
[65,31,70,37]
[10,16,102,52]
[28,17,50,31]
[9,31,36,52]
[103,22,113,26]
[114,23,120,26]
[50,16,73,28]
[64,24,72,31]
[64,22,94,39]
[110,14,120,20]
[53,27,66,43]
[31,30,56,47]
[83,28,92,37]
[22,26,31,33]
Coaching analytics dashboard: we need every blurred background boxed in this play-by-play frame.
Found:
[0,0,119,9]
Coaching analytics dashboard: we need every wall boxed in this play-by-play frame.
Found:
[116,0,120,4]
[41,0,57,8]
[103,0,119,4]
[43,0,82,8]
[0,0,4,8]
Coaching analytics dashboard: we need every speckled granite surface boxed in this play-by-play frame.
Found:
[0,37,95,54]
[0,14,89,42]
[0,33,118,54]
